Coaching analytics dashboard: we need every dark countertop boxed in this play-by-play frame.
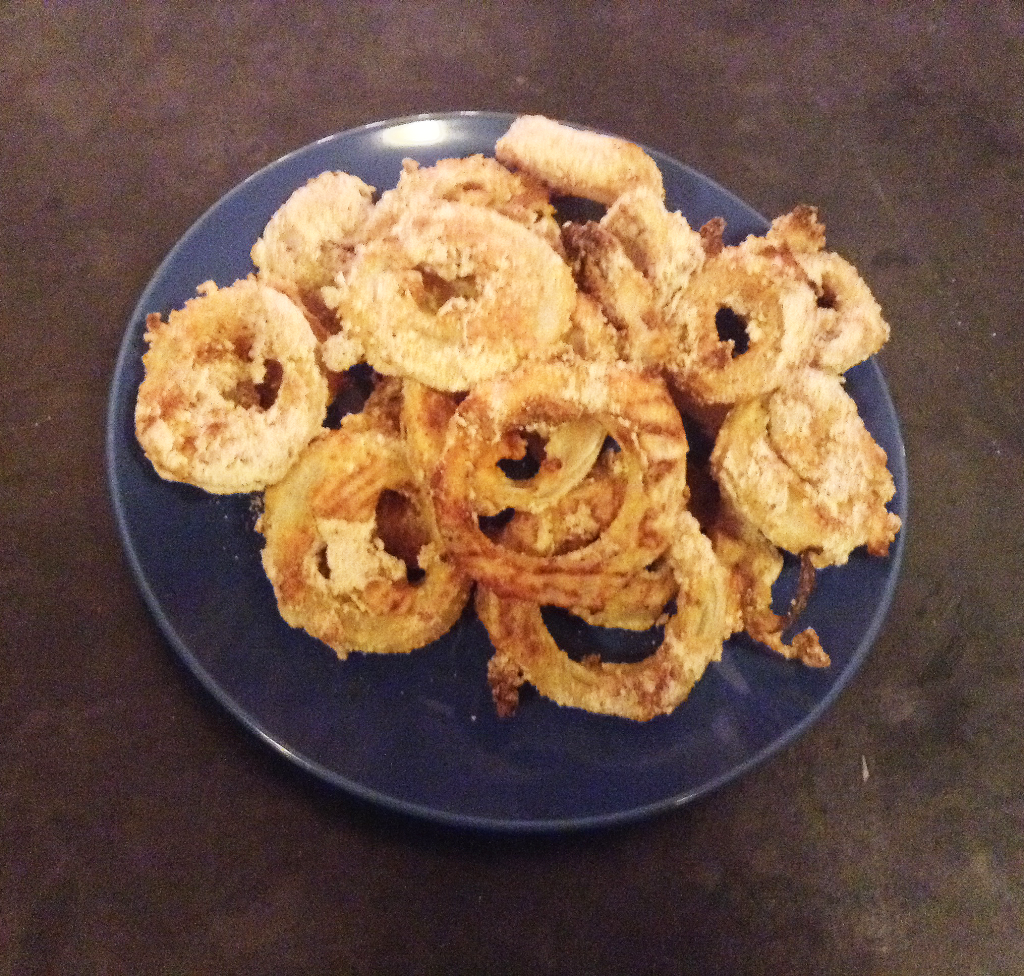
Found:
[3,4,1022,974]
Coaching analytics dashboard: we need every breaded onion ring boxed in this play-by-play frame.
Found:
[710,367,902,567]
[431,360,690,612]
[561,221,666,364]
[251,171,375,299]
[801,251,890,374]
[664,245,818,409]
[495,115,664,206]
[258,415,471,657]
[135,279,329,494]
[748,206,889,373]
[368,154,561,252]
[323,201,576,391]
[600,186,706,306]
[480,511,729,721]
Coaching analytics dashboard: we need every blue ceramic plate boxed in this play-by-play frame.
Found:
[106,112,908,832]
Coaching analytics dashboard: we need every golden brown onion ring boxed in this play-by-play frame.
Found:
[746,206,889,373]
[800,251,890,374]
[561,221,666,364]
[135,279,329,494]
[323,201,575,391]
[710,367,901,567]
[367,154,561,252]
[600,186,706,307]
[480,511,729,721]
[663,246,819,410]
[258,415,471,657]
[251,171,375,299]
[431,360,690,612]
[495,115,664,206]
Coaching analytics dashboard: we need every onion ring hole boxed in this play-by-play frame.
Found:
[375,488,431,584]
[412,265,482,314]
[714,306,751,357]
[496,432,620,482]
[540,603,672,664]
[816,279,838,310]
[224,357,284,411]
[312,488,430,585]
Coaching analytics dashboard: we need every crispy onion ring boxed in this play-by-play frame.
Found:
[431,360,690,612]
[135,279,329,494]
[251,171,375,310]
[480,511,729,721]
[710,367,902,567]
[258,415,471,657]
[664,246,819,409]
[495,451,678,632]
[323,201,575,391]
[801,251,890,374]
[495,115,664,206]
[562,221,666,364]
[367,154,561,251]
[749,206,889,373]
[600,186,706,306]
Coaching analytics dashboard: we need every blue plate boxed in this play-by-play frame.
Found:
[106,112,908,832]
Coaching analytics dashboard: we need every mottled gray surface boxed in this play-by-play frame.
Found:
[2,3,1022,974]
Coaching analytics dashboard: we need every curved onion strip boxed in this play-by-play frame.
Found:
[259,416,471,657]
[480,512,729,721]
[431,360,690,612]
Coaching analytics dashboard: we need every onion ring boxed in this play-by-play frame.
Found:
[251,171,375,318]
[664,245,819,410]
[258,415,471,657]
[323,201,576,391]
[710,367,902,567]
[600,186,706,306]
[495,115,664,206]
[561,221,666,364]
[135,278,329,494]
[480,511,729,721]
[748,206,889,373]
[800,251,890,373]
[367,154,561,252]
[431,360,690,612]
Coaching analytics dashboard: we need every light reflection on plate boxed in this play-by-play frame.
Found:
[106,112,907,832]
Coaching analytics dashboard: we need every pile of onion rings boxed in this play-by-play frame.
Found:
[135,114,901,721]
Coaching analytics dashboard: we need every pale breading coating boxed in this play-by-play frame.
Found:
[135,279,329,494]
[710,367,901,568]
[258,414,471,657]
[251,171,375,294]
[495,114,664,206]
[323,201,575,391]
